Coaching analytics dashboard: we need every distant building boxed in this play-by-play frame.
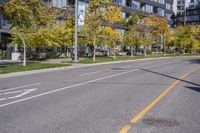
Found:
[173,2,200,25]
[176,0,189,15]
[174,0,199,15]
[189,0,200,7]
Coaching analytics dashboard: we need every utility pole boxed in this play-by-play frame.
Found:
[74,0,78,62]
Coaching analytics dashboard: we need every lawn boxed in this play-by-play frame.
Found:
[66,54,174,64]
[65,53,200,64]
[0,63,71,74]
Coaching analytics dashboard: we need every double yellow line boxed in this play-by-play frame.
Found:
[119,66,200,133]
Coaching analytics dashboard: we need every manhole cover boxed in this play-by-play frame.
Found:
[142,116,180,127]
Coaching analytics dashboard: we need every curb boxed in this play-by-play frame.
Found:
[0,57,173,78]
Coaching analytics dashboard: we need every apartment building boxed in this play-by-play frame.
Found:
[173,0,200,25]
[114,0,173,21]
[175,0,199,15]
[176,0,188,15]
[174,3,200,25]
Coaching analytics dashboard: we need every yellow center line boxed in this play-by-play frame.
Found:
[119,66,200,133]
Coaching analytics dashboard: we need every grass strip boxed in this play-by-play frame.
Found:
[0,63,71,74]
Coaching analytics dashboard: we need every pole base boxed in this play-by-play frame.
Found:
[73,60,79,63]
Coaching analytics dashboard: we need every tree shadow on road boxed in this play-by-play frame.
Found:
[185,86,200,92]
[188,58,200,64]
[140,69,200,87]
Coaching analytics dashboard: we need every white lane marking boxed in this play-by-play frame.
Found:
[0,62,174,108]
[0,98,6,101]
[0,88,37,102]
[0,83,41,93]
[79,71,101,77]
[3,90,24,95]
[7,88,37,99]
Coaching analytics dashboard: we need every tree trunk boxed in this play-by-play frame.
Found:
[113,44,116,60]
[157,47,159,54]
[93,36,96,61]
[174,37,176,55]
[131,46,134,58]
[144,47,147,57]
[183,47,185,54]
[135,46,137,56]
[163,35,166,56]
[163,44,166,56]
[17,30,26,66]
[66,48,69,57]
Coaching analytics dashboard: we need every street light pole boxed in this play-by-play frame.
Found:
[74,0,78,62]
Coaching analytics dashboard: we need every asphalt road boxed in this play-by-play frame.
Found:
[0,57,199,133]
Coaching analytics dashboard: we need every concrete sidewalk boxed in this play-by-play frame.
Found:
[0,60,21,65]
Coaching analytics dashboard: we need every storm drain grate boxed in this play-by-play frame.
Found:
[142,116,180,127]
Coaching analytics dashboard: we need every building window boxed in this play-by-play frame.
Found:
[158,0,165,4]
[114,0,124,5]
[166,3,171,10]
[157,8,165,16]
[53,0,67,8]
[144,5,153,13]
[132,0,141,10]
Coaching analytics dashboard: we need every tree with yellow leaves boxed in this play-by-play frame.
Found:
[84,0,122,61]
[124,27,142,57]
[174,25,194,53]
[100,27,122,60]
[165,29,176,54]
[84,0,110,61]
[3,0,58,66]
[102,4,123,60]
[192,25,200,52]
[149,16,170,54]
[139,16,156,56]
[124,13,141,57]
[24,23,73,48]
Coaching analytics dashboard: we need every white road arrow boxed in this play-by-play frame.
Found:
[0,88,37,101]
